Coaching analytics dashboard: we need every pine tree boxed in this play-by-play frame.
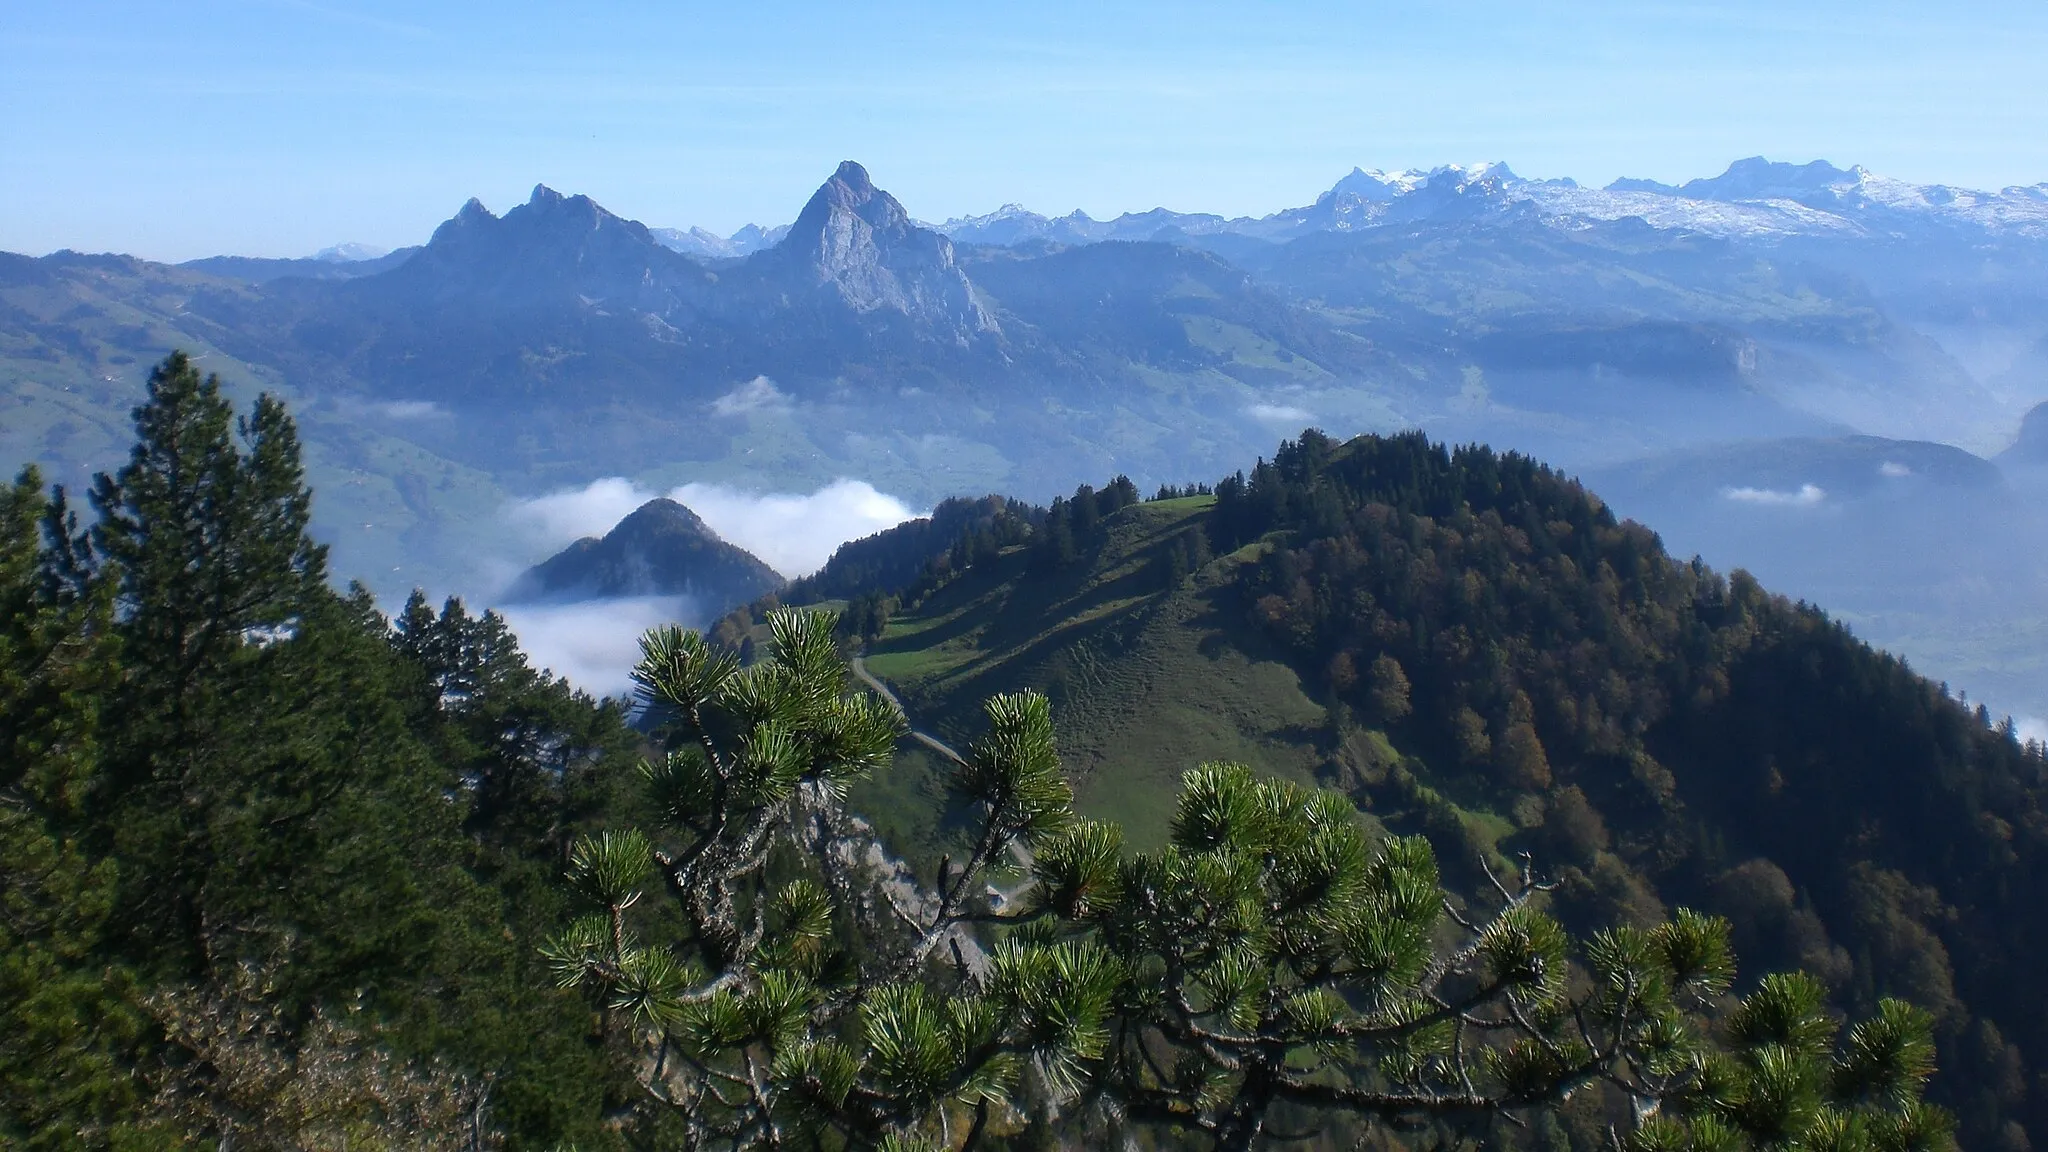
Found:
[90,352,326,713]
[553,611,1953,1151]
[544,610,1105,1148]
[81,352,341,965]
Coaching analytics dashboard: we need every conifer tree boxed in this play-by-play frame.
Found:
[0,468,165,1149]
[81,352,341,965]
[554,611,1953,1151]
[547,610,1113,1148]
[90,352,326,710]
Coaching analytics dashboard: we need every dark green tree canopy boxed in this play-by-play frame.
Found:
[90,351,327,689]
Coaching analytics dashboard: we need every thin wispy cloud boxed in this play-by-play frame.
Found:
[1723,483,1826,506]
[1248,403,1313,424]
[710,376,792,417]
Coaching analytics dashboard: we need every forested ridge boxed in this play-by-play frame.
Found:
[1212,432,2048,1147]
[2,352,2029,1150]
[781,430,2048,1149]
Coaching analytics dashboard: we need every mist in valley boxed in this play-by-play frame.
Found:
[491,476,921,691]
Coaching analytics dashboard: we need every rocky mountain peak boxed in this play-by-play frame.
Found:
[770,161,998,337]
[1324,167,1417,203]
[1678,157,1856,203]
[401,185,708,313]
[789,160,912,243]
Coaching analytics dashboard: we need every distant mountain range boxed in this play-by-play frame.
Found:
[627,157,2048,255]
[5,155,2048,722]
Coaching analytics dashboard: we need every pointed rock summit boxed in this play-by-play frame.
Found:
[772,161,998,338]
[506,497,784,611]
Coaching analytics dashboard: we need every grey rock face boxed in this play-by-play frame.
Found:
[775,161,998,340]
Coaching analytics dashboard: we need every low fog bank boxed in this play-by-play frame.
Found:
[496,596,697,698]
[509,476,919,578]
[493,477,922,695]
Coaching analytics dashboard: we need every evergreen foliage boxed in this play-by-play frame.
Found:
[1,353,647,1148]
[787,497,1034,608]
[561,607,1952,1151]
[1200,431,2047,1145]
[767,427,2048,1146]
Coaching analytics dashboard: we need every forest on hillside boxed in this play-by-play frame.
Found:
[3,353,2029,1150]
[1210,432,2048,1148]
[772,433,2048,1150]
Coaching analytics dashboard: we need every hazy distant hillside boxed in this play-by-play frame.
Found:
[180,246,417,284]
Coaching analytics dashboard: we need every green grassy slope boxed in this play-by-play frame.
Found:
[862,497,1324,847]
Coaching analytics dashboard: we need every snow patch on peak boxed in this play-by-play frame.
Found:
[311,242,389,263]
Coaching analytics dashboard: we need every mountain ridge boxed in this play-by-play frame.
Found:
[771,431,2048,1148]
[6,156,2048,731]
[928,156,2048,250]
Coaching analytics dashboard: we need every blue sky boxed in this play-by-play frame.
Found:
[6,0,2047,261]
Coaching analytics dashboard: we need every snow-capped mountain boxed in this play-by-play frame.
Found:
[911,158,2048,249]
[647,222,790,260]
[311,241,390,262]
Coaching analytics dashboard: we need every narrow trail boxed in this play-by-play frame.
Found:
[848,652,1036,878]
[849,654,967,764]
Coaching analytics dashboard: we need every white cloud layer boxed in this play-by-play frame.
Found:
[508,477,920,577]
[510,477,650,547]
[1722,483,1827,506]
[497,596,692,698]
[672,479,916,576]
[496,478,919,694]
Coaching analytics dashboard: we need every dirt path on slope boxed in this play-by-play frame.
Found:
[849,654,967,764]
[848,651,1036,880]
